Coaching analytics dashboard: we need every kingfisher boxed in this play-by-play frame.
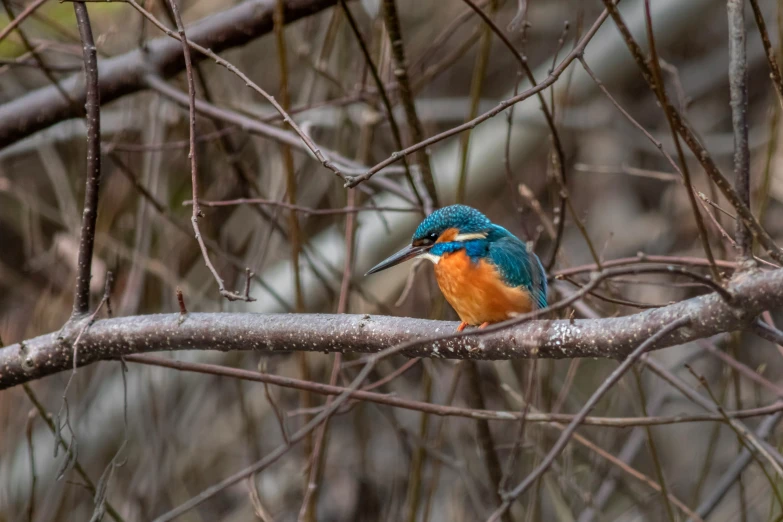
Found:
[366,204,547,331]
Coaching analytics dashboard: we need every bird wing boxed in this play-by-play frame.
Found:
[488,234,548,309]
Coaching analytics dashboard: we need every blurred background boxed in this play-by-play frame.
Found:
[1,0,783,520]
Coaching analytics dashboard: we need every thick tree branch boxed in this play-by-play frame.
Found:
[2,267,782,390]
[0,0,341,149]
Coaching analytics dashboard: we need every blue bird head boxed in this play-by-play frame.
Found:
[366,204,547,309]
[366,205,495,275]
[411,204,492,245]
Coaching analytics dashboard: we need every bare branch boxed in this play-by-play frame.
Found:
[489,318,691,521]
[727,0,753,263]
[345,7,610,188]
[381,0,439,209]
[748,0,783,109]
[164,0,253,302]
[126,0,344,181]
[688,412,783,521]
[22,384,125,522]
[601,0,783,265]
[641,0,721,281]
[0,0,341,149]
[0,0,47,44]
[71,1,102,317]
[339,0,424,210]
[2,266,782,389]
[144,74,413,196]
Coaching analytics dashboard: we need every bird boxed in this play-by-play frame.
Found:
[366,204,547,332]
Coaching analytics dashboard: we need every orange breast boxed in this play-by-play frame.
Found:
[433,249,533,326]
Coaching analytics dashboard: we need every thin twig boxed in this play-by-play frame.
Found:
[380,0,439,209]
[602,0,783,265]
[727,0,754,264]
[176,287,187,315]
[121,354,783,428]
[549,419,704,522]
[498,360,537,493]
[752,318,783,346]
[24,410,36,522]
[686,411,783,522]
[272,1,311,479]
[155,0,286,249]
[124,0,346,181]
[644,357,783,475]
[403,364,433,522]
[298,350,341,520]
[686,366,783,511]
[464,360,512,522]
[487,318,691,521]
[412,28,483,93]
[409,0,488,73]
[260,362,290,445]
[108,152,288,308]
[187,198,418,215]
[0,0,48,44]
[143,74,413,196]
[457,0,577,269]
[22,384,125,522]
[700,338,783,397]
[1,0,74,106]
[347,6,611,189]
[641,0,721,282]
[151,325,440,521]
[632,368,677,522]
[339,0,425,211]
[165,0,254,302]
[421,364,464,522]
[456,0,496,205]
[757,101,779,224]
[748,0,783,109]
[70,1,102,316]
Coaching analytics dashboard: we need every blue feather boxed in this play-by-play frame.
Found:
[412,205,547,310]
[413,204,491,241]
[428,223,547,309]
[429,240,485,257]
[487,232,548,309]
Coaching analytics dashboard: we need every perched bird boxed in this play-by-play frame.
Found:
[366,204,547,331]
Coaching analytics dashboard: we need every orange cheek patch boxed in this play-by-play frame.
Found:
[436,228,459,243]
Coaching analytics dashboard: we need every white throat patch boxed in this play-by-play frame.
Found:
[417,253,441,264]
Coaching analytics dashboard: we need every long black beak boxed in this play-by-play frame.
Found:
[366,244,430,275]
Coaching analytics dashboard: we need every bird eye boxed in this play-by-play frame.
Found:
[414,232,438,247]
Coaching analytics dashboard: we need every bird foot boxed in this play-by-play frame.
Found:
[457,321,490,331]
